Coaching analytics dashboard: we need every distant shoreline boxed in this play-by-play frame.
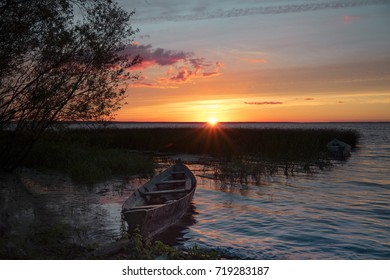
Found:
[60,121,390,129]
[3,121,389,131]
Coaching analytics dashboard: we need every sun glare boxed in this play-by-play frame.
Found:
[208,117,218,126]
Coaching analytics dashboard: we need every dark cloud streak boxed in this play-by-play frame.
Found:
[245,101,283,105]
[136,0,388,22]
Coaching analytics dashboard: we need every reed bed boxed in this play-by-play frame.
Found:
[42,127,359,157]
[23,134,155,184]
[2,127,360,183]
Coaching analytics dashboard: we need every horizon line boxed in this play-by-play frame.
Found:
[64,120,390,124]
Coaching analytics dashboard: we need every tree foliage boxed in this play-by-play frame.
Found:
[0,0,141,169]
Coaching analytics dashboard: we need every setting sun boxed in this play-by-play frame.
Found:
[208,117,218,126]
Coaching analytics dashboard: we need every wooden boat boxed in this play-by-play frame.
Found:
[327,138,351,160]
[121,159,197,238]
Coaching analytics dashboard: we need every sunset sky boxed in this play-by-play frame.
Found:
[116,0,390,122]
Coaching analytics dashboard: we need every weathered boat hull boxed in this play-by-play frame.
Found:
[121,160,196,239]
[327,138,352,160]
[122,190,195,238]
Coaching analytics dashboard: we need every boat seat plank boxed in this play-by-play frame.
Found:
[143,188,188,195]
[156,179,186,185]
[123,204,166,211]
[171,171,185,175]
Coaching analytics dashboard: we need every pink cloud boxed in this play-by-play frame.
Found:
[121,44,192,70]
[164,66,193,83]
[121,44,223,87]
[159,62,222,84]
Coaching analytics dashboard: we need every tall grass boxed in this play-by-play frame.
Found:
[23,133,154,184]
[6,127,359,183]
[55,127,359,159]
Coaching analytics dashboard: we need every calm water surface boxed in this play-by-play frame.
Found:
[1,123,389,259]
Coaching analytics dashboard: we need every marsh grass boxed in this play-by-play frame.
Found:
[106,126,357,184]
[23,132,155,184]
[3,127,359,183]
[68,127,359,182]
[42,127,359,156]
[209,156,334,185]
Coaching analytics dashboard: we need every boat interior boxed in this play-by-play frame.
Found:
[123,169,193,212]
[141,171,191,203]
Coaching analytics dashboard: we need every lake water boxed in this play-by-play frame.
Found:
[1,123,389,259]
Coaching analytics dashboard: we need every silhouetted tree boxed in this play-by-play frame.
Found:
[0,0,141,169]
